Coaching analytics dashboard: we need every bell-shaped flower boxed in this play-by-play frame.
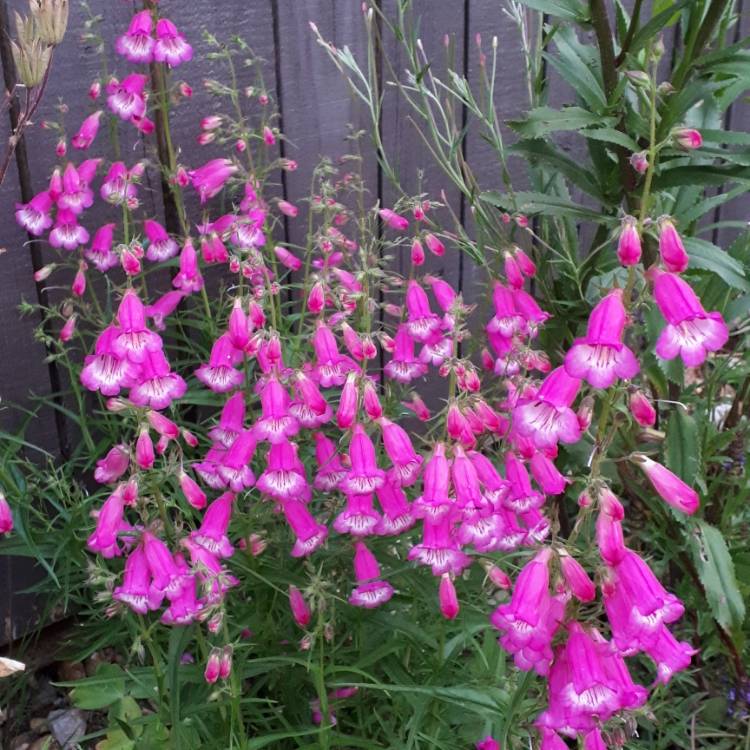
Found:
[564,289,639,388]
[281,499,328,557]
[513,367,582,450]
[408,515,471,575]
[312,323,358,387]
[113,547,160,614]
[333,493,381,536]
[503,452,544,514]
[189,158,237,204]
[405,280,442,343]
[94,444,130,484]
[349,542,394,608]
[129,349,187,410]
[632,453,699,514]
[196,334,244,393]
[107,73,148,121]
[81,326,138,396]
[154,18,193,67]
[15,190,53,235]
[256,441,310,503]
[190,491,235,558]
[341,424,385,495]
[379,417,422,487]
[115,10,154,63]
[653,271,728,366]
[384,324,428,383]
[658,218,689,273]
[49,208,89,250]
[375,477,415,535]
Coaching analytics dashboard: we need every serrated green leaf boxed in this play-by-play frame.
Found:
[653,164,750,189]
[666,406,700,484]
[683,237,750,291]
[582,127,640,152]
[626,0,692,57]
[508,106,615,139]
[479,190,613,223]
[691,521,746,633]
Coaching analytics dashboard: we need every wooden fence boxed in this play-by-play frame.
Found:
[0,0,748,641]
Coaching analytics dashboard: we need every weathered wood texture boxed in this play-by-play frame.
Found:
[0,0,747,638]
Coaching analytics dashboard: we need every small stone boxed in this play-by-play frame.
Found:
[29,717,48,733]
[47,709,86,749]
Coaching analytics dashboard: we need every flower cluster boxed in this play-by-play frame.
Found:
[9,4,731,746]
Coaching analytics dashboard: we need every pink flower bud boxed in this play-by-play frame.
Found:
[362,380,383,420]
[379,208,409,232]
[59,315,76,342]
[0,493,13,534]
[121,248,141,276]
[559,552,596,602]
[263,126,276,146]
[135,428,155,470]
[630,151,648,174]
[632,453,699,514]
[336,373,359,429]
[411,238,425,266]
[277,200,298,217]
[439,573,459,620]
[204,648,222,683]
[486,564,511,590]
[219,645,233,680]
[34,264,55,282]
[673,128,702,149]
[201,115,222,131]
[629,390,656,426]
[71,262,87,297]
[658,218,689,273]
[514,247,536,277]
[289,585,312,628]
[179,471,207,509]
[88,81,101,99]
[235,139,246,153]
[307,281,325,314]
[424,233,445,257]
[617,216,642,266]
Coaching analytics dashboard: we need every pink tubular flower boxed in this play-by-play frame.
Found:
[603,548,684,654]
[191,491,234,558]
[289,584,311,627]
[312,324,357,387]
[100,162,139,206]
[146,290,185,331]
[189,158,237,204]
[86,487,129,558]
[384,325,428,383]
[196,335,244,393]
[652,271,728,366]
[632,453,699,514]
[379,207,409,231]
[529,451,567,496]
[15,190,53,236]
[107,74,148,121]
[81,326,136,396]
[256,441,310,503]
[85,223,118,272]
[154,18,193,67]
[405,280,442,343]
[402,393,430,421]
[115,10,154,63]
[379,417,422,487]
[144,219,178,262]
[513,367,582,450]
[94,444,130,484]
[0,494,12,535]
[412,442,452,520]
[216,429,256,491]
[617,215,641,266]
[312,432,347,491]
[113,288,163,363]
[476,738,500,750]
[113,546,159,614]
[71,110,103,150]
[658,218,689,273]
[336,372,358,429]
[408,515,471,576]
[564,289,639,389]
[281,499,328,557]
[253,378,299,443]
[438,573,459,619]
[630,390,656,426]
[58,162,95,214]
[595,490,626,565]
[49,208,89,250]
[491,548,563,676]
[135,428,155,469]
[334,492,380,536]
[129,349,187,410]
[172,241,204,293]
[504,452,543,514]
[349,542,394,608]
[342,424,385,495]
[375,477,415,535]
[362,380,382,420]
[411,238,425,265]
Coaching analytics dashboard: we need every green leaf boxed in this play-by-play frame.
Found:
[699,128,750,146]
[690,521,746,633]
[508,106,615,139]
[726,293,750,322]
[515,0,588,22]
[509,140,606,201]
[653,164,750,189]
[68,664,126,710]
[480,190,614,224]
[683,237,750,292]
[665,405,700,484]
[626,0,692,57]
[582,127,640,152]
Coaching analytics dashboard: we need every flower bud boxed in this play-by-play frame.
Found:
[629,151,648,174]
[625,70,650,88]
[289,585,312,628]
[204,648,221,684]
[438,573,459,620]
[629,390,656,427]
[29,0,69,45]
[673,127,702,150]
